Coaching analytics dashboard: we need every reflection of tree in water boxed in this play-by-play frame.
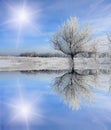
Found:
[20,69,111,110]
[52,70,97,110]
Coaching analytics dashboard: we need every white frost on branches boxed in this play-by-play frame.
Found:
[51,17,96,56]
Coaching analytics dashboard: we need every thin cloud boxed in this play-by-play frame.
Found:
[84,0,111,35]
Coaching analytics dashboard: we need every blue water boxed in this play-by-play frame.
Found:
[0,72,111,130]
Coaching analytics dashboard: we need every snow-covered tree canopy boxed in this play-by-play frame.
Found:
[51,17,96,56]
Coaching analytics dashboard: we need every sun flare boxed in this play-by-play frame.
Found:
[16,9,30,25]
[0,1,41,47]
[17,102,32,120]
[11,6,32,28]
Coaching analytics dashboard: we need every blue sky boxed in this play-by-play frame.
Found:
[0,0,111,54]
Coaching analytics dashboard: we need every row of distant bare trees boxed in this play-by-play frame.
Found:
[51,17,111,71]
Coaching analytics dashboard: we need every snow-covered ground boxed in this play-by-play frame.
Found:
[0,56,111,71]
[0,56,69,71]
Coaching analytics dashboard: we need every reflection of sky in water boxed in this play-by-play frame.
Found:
[0,72,111,130]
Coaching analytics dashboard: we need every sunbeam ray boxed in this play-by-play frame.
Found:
[0,19,16,26]
[16,24,22,49]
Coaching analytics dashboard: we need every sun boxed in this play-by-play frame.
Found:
[16,9,29,25]
[0,1,41,47]
[11,6,31,28]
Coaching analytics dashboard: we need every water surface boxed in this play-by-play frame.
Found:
[0,71,111,130]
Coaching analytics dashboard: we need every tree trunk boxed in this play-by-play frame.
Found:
[71,54,74,72]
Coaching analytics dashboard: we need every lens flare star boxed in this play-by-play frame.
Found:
[11,101,34,122]
[10,5,33,28]
[0,1,41,47]
[18,103,31,119]
[15,9,30,26]
[3,80,44,130]
[6,98,43,130]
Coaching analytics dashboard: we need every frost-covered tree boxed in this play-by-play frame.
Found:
[51,17,96,71]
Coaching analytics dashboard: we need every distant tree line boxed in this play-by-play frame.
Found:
[19,52,67,57]
[19,51,100,58]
